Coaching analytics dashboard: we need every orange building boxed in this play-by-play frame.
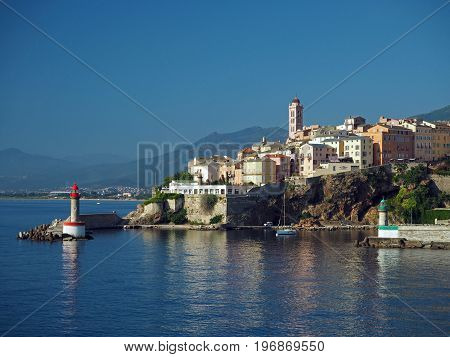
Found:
[361,124,414,165]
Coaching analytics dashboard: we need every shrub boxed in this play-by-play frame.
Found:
[144,192,183,205]
[201,194,218,211]
[210,214,223,224]
[394,164,428,187]
[422,209,450,224]
[300,211,312,219]
[162,171,193,187]
[169,208,187,224]
[188,220,204,225]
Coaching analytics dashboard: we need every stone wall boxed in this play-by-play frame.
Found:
[226,196,260,226]
[398,225,450,242]
[184,195,227,224]
[431,174,450,194]
[167,197,183,212]
[70,214,123,229]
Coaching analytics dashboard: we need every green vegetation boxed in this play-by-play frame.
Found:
[388,165,442,223]
[201,194,218,211]
[168,208,188,224]
[422,209,450,224]
[209,214,223,224]
[300,211,312,219]
[393,164,428,186]
[188,220,204,225]
[143,191,183,205]
[163,171,193,187]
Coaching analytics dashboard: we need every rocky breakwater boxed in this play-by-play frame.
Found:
[355,236,450,250]
[294,218,375,231]
[17,219,93,242]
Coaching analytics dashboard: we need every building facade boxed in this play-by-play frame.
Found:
[188,158,221,183]
[361,124,414,165]
[166,181,254,196]
[337,115,366,132]
[298,143,336,177]
[242,156,276,185]
[264,154,290,182]
[400,122,433,161]
[423,121,450,160]
[341,136,373,168]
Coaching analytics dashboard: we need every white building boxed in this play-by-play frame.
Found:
[317,136,372,169]
[166,181,254,196]
[188,158,221,183]
[337,116,366,132]
[342,136,373,168]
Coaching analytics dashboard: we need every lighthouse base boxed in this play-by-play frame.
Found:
[63,222,86,238]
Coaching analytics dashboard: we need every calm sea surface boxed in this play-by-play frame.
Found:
[0,199,449,337]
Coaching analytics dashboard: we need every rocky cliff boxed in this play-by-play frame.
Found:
[287,166,397,225]
[124,166,403,227]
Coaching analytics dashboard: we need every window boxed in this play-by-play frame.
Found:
[235,189,239,194]
[228,189,232,194]
[221,189,225,194]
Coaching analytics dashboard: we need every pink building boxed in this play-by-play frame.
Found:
[264,154,291,182]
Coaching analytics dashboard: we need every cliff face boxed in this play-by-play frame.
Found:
[287,166,397,224]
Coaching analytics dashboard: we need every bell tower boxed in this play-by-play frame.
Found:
[289,96,303,139]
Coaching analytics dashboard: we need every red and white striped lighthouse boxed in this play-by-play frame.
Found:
[62,183,86,238]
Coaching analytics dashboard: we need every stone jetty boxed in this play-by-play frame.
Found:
[355,236,450,250]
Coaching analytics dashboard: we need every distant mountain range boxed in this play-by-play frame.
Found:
[0,126,288,191]
[409,104,450,122]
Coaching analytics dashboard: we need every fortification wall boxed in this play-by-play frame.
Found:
[184,195,227,224]
[398,225,450,242]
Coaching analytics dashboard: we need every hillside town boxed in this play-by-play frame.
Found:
[164,96,450,195]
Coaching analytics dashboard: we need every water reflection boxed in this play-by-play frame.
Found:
[80,228,450,336]
[60,241,81,333]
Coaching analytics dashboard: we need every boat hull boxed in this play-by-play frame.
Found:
[276,229,297,237]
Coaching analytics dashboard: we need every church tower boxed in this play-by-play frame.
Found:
[288,96,303,139]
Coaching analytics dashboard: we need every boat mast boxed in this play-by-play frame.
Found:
[283,192,286,227]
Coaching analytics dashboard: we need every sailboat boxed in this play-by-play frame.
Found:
[276,192,297,237]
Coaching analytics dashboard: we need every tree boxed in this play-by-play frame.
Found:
[174,171,193,181]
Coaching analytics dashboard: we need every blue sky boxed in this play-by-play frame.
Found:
[1,0,449,158]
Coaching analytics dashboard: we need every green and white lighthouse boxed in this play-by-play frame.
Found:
[377,198,399,238]
[378,198,388,226]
